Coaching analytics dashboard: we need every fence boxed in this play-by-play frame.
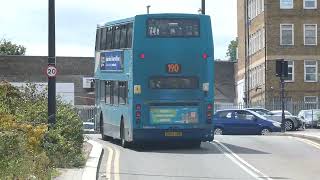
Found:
[74,105,98,130]
[214,101,320,116]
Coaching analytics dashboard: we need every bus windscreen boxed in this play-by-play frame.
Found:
[149,77,198,89]
[147,18,200,37]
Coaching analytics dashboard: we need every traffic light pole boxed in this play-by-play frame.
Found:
[280,76,286,132]
[48,0,56,126]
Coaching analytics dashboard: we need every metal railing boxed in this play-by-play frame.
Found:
[214,101,320,116]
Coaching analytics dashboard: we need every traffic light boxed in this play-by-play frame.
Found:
[276,59,288,78]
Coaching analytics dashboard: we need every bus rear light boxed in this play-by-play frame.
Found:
[139,53,145,59]
[207,104,213,111]
[202,53,208,59]
[136,111,141,118]
[136,104,141,111]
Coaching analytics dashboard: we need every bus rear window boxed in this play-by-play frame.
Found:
[147,18,200,37]
[150,77,198,89]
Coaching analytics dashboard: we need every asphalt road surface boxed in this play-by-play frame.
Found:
[88,134,320,180]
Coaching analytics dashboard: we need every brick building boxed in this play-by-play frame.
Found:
[0,56,95,106]
[236,0,320,109]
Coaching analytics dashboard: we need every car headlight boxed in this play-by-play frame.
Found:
[272,122,281,128]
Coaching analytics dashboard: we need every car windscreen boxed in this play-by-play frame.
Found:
[149,77,198,89]
[305,110,320,120]
[83,124,94,129]
[147,18,200,37]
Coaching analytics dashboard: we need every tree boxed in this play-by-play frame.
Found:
[226,38,238,61]
[0,39,26,55]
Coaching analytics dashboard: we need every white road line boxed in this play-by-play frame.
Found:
[211,140,273,180]
[293,137,320,150]
[114,147,121,180]
[106,146,114,180]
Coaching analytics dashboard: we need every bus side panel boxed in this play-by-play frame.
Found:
[97,50,133,141]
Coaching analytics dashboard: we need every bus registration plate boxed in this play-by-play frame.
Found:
[165,132,183,137]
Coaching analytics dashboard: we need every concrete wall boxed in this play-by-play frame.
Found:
[0,56,95,105]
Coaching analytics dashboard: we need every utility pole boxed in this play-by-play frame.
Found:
[147,5,151,14]
[48,0,56,126]
[201,0,205,14]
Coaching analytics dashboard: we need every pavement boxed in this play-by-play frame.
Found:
[283,128,320,143]
[53,136,103,180]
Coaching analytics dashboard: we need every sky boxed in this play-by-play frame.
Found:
[0,0,237,60]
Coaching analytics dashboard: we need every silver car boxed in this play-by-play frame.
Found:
[246,108,304,131]
[297,109,320,128]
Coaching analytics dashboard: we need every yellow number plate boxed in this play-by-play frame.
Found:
[165,132,183,137]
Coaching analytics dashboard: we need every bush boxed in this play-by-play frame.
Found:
[0,81,85,178]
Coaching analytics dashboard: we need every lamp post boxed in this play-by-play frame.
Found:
[201,0,205,14]
[48,0,56,126]
[147,5,151,14]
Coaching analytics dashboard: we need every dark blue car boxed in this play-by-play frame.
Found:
[213,109,281,135]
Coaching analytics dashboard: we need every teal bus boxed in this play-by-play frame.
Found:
[94,13,214,147]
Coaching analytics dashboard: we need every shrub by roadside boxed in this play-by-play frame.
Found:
[0,81,84,178]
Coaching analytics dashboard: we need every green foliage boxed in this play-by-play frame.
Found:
[44,103,85,168]
[0,39,26,55]
[226,38,238,61]
[0,81,84,178]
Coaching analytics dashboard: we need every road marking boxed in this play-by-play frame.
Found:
[106,146,114,180]
[114,147,121,180]
[211,140,273,180]
[293,137,320,150]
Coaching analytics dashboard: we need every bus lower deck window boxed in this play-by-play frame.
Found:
[149,77,198,89]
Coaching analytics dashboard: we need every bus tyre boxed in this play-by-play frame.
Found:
[120,123,129,148]
[100,115,111,141]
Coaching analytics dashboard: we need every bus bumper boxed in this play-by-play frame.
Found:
[132,128,214,143]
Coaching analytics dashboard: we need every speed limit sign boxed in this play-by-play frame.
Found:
[46,65,57,77]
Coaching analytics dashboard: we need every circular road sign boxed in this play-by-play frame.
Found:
[46,65,57,77]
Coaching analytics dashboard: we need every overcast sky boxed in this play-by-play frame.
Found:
[0,0,236,59]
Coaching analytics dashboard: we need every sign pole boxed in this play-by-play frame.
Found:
[48,0,56,126]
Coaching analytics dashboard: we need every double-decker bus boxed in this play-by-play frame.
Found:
[94,13,214,147]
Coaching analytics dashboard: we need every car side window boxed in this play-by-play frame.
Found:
[235,111,255,121]
[217,111,233,119]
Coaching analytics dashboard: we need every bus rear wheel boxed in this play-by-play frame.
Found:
[120,122,129,148]
[100,115,111,141]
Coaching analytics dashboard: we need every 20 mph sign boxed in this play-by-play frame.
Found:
[46,65,57,77]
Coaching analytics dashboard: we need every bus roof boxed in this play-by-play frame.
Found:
[97,13,210,28]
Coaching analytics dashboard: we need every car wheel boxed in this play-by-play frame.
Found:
[214,127,223,135]
[285,120,294,131]
[260,128,270,135]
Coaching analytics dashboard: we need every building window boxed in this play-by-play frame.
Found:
[304,0,317,9]
[280,24,294,45]
[304,24,317,45]
[285,61,294,82]
[304,60,318,82]
[280,0,293,9]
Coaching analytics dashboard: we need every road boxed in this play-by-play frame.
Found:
[88,134,320,180]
